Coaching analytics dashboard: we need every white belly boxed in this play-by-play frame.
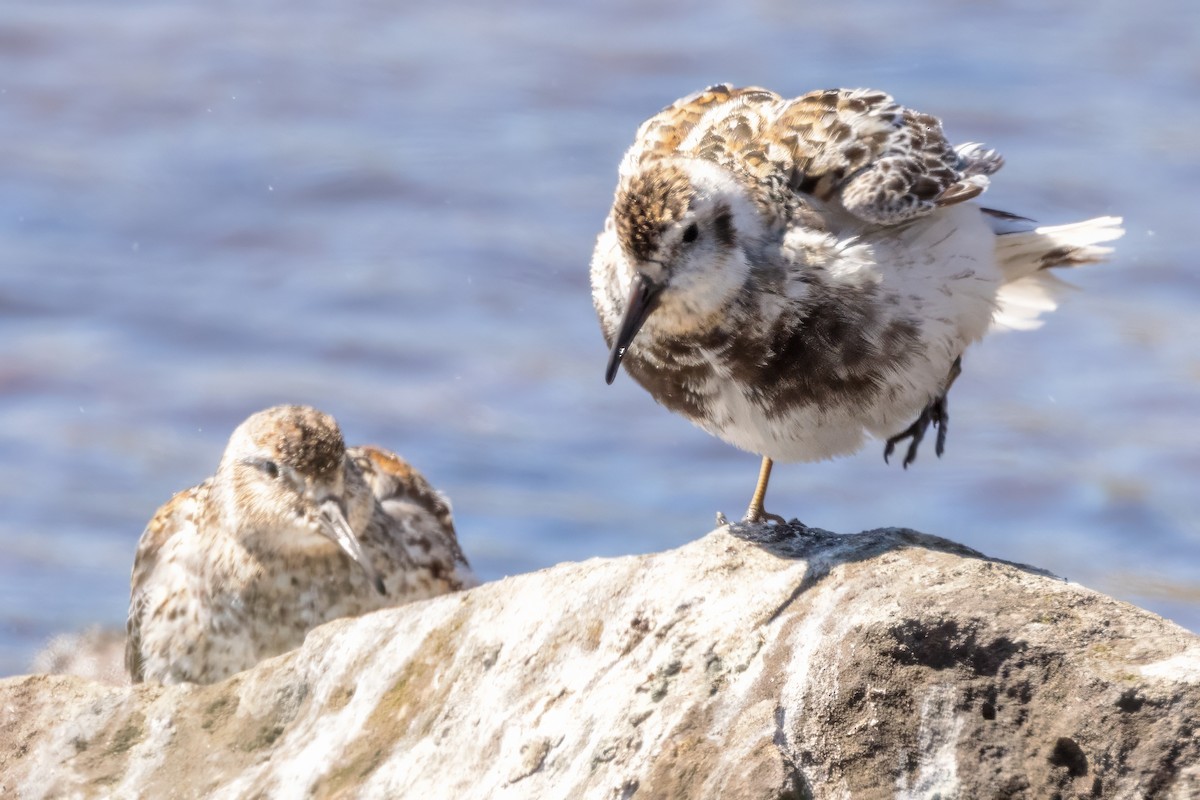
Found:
[702,204,1004,463]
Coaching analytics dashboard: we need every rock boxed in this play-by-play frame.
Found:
[1,524,1197,799]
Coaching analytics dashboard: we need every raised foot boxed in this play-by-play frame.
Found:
[884,395,949,469]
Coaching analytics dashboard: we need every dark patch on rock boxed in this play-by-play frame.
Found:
[1116,688,1145,713]
[981,699,997,720]
[887,618,1026,676]
[1049,736,1088,778]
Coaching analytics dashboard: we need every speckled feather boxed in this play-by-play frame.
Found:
[620,85,1001,229]
[591,85,1122,467]
[126,406,477,685]
[351,445,471,585]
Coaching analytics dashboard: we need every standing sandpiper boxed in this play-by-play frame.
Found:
[591,84,1123,522]
[126,405,476,684]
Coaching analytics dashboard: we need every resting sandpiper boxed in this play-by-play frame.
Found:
[126,404,476,684]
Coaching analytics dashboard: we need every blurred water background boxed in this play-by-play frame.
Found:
[2,0,1198,675]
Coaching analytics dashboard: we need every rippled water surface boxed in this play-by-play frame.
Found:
[2,0,1199,674]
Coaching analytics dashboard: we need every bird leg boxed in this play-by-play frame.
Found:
[884,356,962,469]
[743,456,787,524]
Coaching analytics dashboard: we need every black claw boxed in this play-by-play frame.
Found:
[884,395,950,468]
[933,396,949,457]
[903,409,928,469]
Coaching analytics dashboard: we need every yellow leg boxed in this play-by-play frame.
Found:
[744,456,774,522]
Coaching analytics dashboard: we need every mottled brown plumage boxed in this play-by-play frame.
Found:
[592,84,1122,521]
[620,85,997,234]
[613,165,694,263]
[126,405,476,684]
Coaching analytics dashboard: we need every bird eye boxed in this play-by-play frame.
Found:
[681,223,699,244]
[257,460,280,479]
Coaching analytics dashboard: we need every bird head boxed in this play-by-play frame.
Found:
[217,405,386,594]
[603,158,759,383]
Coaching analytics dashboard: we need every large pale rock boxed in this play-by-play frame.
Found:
[2,525,1197,799]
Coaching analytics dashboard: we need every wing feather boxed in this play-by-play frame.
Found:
[624,85,1004,227]
[349,445,474,584]
[125,483,207,683]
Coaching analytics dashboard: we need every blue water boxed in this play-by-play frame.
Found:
[2,0,1198,675]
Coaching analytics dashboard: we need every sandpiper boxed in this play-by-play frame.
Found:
[126,405,476,684]
[591,84,1122,522]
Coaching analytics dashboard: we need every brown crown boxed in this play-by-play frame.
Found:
[613,164,693,263]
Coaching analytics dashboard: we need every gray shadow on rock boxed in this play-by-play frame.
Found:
[724,519,1062,625]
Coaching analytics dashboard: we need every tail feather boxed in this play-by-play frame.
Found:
[987,213,1123,331]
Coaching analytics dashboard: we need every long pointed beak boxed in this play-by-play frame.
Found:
[317,499,386,595]
[605,273,662,385]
